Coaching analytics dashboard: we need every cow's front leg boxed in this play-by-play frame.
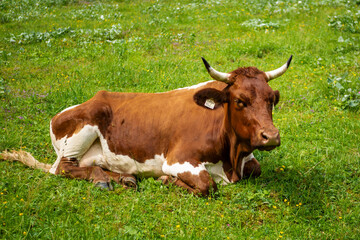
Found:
[162,162,217,197]
[104,170,137,190]
[242,157,261,179]
[159,173,216,197]
[177,170,217,197]
[56,157,113,190]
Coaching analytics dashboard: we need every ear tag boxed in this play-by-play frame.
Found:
[204,98,215,109]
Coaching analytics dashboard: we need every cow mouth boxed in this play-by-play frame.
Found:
[257,145,278,151]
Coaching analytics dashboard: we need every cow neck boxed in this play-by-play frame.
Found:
[223,103,252,183]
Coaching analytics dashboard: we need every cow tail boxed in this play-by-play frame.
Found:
[0,150,52,172]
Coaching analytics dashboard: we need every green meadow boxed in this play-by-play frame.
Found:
[1,0,360,239]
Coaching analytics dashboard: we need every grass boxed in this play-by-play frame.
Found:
[1,0,360,239]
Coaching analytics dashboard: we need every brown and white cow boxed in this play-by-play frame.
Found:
[2,56,292,196]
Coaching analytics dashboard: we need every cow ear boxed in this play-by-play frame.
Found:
[274,90,280,106]
[193,88,228,110]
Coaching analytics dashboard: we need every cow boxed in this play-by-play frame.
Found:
[1,56,292,196]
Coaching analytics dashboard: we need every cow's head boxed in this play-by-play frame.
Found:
[194,56,292,152]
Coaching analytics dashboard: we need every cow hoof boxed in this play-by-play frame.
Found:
[122,177,137,190]
[158,175,177,185]
[95,181,114,191]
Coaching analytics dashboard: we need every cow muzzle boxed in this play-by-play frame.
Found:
[256,129,280,151]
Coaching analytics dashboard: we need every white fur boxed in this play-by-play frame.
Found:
[240,153,254,179]
[162,161,206,176]
[162,160,232,185]
[174,80,214,91]
[204,161,231,185]
[59,104,79,114]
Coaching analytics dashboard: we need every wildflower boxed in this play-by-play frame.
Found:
[176,225,180,228]
[161,235,165,237]
[273,206,277,209]
[82,197,86,200]
[339,217,342,219]
[19,213,23,216]
[280,168,284,171]
[23,232,27,235]
[284,199,288,202]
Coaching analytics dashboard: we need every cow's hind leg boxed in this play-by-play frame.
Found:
[56,157,113,190]
[79,140,137,190]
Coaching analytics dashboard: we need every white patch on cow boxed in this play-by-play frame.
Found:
[162,160,231,185]
[78,139,104,167]
[162,161,207,177]
[49,124,98,174]
[49,121,58,155]
[49,121,61,174]
[240,153,254,179]
[174,80,214,91]
[59,104,79,114]
[204,161,231,185]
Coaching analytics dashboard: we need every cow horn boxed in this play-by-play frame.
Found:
[202,57,231,84]
[265,55,293,81]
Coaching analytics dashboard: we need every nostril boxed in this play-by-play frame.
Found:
[261,132,269,141]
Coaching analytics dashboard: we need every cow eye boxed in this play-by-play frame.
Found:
[234,99,247,108]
